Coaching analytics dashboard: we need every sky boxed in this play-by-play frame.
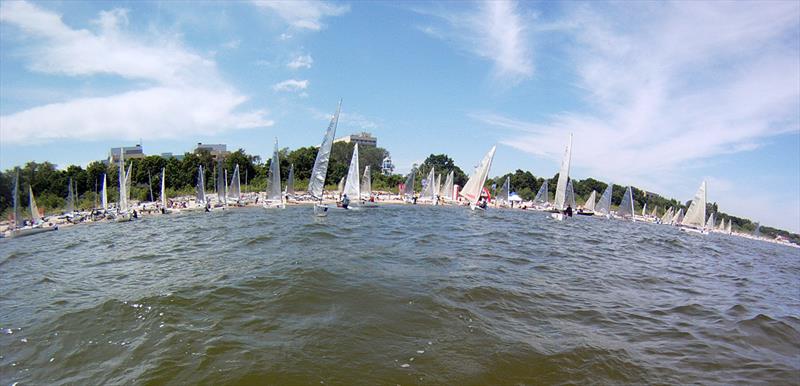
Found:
[1,0,798,232]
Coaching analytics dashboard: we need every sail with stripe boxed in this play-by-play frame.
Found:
[534,180,549,204]
[308,100,341,200]
[459,146,496,205]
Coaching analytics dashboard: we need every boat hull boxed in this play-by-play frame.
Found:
[8,225,58,238]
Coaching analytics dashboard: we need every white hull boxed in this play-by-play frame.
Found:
[263,201,286,209]
[679,226,708,235]
[8,225,58,238]
[115,213,132,222]
[550,213,566,221]
[314,203,329,217]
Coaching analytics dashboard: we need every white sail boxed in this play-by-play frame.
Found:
[125,162,133,201]
[642,203,647,217]
[565,179,577,209]
[66,178,75,213]
[661,207,673,224]
[308,100,341,200]
[337,177,345,197]
[726,220,732,233]
[343,143,361,201]
[681,181,707,228]
[101,174,108,210]
[718,218,726,231]
[442,171,454,200]
[434,173,442,198]
[596,183,613,215]
[12,172,21,228]
[705,212,715,229]
[420,167,435,201]
[216,160,227,205]
[459,145,496,205]
[651,205,658,217]
[618,186,634,218]
[360,165,371,200]
[534,180,549,204]
[160,168,167,208]
[228,165,241,201]
[29,186,41,224]
[118,153,128,212]
[553,134,573,210]
[671,208,684,224]
[402,169,415,197]
[268,139,282,201]
[497,176,510,203]
[584,190,597,211]
[286,164,295,196]
[196,165,206,204]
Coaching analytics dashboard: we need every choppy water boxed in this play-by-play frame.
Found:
[1,205,798,385]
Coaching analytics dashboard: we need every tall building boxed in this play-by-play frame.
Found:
[333,132,377,147]
[108,144,145,164]
[194,143,228,159]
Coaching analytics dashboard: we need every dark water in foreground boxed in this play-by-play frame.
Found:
[1,205,798,385]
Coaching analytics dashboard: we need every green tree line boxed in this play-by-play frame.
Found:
[2,149,796,244]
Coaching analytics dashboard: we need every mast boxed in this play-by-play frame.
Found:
[12,172,21,229]
[161,168,167,208]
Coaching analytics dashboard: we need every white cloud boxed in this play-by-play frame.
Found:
[477,1,799,227]
[222,38,241,49]
[272,79,309,92]
[413,0,533,84]
[0,1,271,144]
[287,54,313,69]
[252,0,349,31]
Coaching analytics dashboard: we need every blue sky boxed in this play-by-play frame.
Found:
[1,1,798,232]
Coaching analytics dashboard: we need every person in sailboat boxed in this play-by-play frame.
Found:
[341,194,350,209]
[564,205,573,217]
[477,195,488,209]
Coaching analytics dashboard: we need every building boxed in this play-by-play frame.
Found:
[194,143,228,159]
[108,144,145,164]
[381,156,395,175]
[333,132,377,147]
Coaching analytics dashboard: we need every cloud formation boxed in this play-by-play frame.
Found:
[415,0,533,84]
[480,1,799,192]
[287,54,313,69]
[253,0,349,31]
[272,79,309,92]
[0,1,271,144]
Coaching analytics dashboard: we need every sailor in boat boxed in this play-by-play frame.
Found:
[341,194,350,209]
[564,205,573,217]
[477,195,488,210]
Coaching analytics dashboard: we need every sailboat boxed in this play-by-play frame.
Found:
[459,145,496,211]
[497,176,511,207]
[441,171,454,203]
[551,134,573,220]
[265,138,286,209]
[159,167,177,214]
[726,219,732,234]
[679,180,708,234]
[341,143,361,209]
[189,165,207,211]
[402,169,416,203]
[116,152,132,222]
[228,165,241,205]
[578,190,596,216]
[360,165,378,208]
[434,173,442,205]
[705,212,715,230]
[285,164,295,200]
[7,172,58,238]
[534,180,549,208]
[215,160,227,208]
[595,183,612,218]
[419,167,436,203]
[565,179,577,211]
[617,186,635,221]
[308,100,342,216]
[671,208,684,225]
[101,174,108,213]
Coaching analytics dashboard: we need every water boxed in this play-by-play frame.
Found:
[1,206,798,385]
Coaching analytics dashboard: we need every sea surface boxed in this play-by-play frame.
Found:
[1,205,798,385]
